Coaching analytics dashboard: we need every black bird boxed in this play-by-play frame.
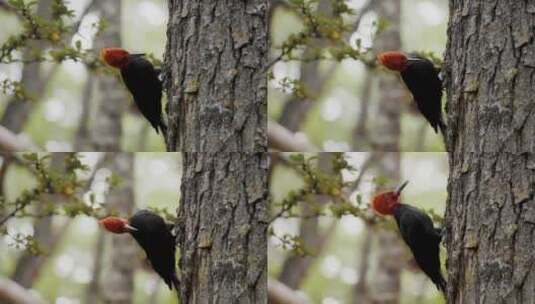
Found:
[378,51,446,134]
[101,48,166,134]
[372,181,446,292]
[99,210,179,290]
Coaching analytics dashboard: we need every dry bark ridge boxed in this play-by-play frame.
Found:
[177,153,268,303]
[164,0,268,152]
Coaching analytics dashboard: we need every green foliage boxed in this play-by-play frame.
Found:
[0,153,106,252]
[0,0,103,78]
[271,153,388,252]
[271,153,445,255]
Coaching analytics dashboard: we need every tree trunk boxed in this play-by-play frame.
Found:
[443,1,535,152]
[101,153,137,304]
[90,0,126,151]
[445,153,535,303]
[164,1,268,152]
[0,0,53,133]
[177,153,268,303]
[444,2,535,302]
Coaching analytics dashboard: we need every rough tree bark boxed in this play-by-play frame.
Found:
[443,1,535,152]
[177,153,268,303]
[444,2,535,303]
[445,153,535,303]
[164,1,268,152]
[89,0,126,151]
[0,0,53,133]
[101,153,137,304]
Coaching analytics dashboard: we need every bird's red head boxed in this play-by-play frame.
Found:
[99,216,137,234]
[377,51,408,72]
[100,47,131,69]
[371,181,409,215]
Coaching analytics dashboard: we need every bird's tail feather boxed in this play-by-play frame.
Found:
[171,273,180,291]
[433,273,447,294]
[159,120,168,137]
[438,118,447,136]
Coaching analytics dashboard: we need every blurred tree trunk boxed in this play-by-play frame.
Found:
[10,153,67,288]
[278,0,333,132]
[278,154,336,288]
[101,153,137,304]
[75,74,95,151]
[164,1,268,152]
[443,2,535,152]
[353,224,373,303]
[370,153,403,304]
[85,230,105,304]
[89,0,126,151]
[370,1,404,150]
[177,153,268,303]
[445,153,535,303]
[364,1,403,303]
[0,0,53,132]
[444,2,535,302]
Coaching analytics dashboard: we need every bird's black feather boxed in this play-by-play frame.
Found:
[393,204,446,292]
[128,210,179,290]
[120,56,166,134]
[400,55,446,134]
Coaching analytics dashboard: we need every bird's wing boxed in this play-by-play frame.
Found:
[394,205,444,289]
[129,211,178,290]
[395,205,441,247]
[401,60,444,132]
[121,58,163,132]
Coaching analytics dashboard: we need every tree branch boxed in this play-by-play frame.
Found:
[268,278,310,304]
[268,120,318,151]
[0,277,45,304]
[0,125,39,151]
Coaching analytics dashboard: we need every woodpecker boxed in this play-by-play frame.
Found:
[377,51,446,134]
[372,181,446,292]
[99,210,179,290]
[100,47,166,134]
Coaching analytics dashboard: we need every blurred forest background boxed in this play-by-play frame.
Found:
[269,152,447,304]
[0,152,180,303]
[0,0,167,151]
[268,0,448,151]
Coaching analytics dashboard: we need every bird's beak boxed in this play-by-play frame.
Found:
[124,224,138,232]
[100,49,108,62]
[130,53,145,57]
[396,181,409,195]
[406,57,424,63]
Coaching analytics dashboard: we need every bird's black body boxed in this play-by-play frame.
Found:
[400,55,446,134]
[128,210,179,290]
[120,55,166,134]
[393,204,446,292]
